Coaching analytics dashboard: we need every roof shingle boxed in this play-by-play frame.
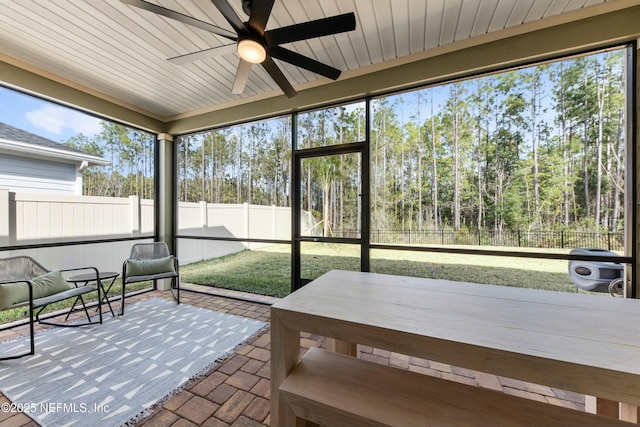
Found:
[0,121,91,156]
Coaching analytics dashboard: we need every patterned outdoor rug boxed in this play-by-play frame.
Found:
[0,298,267,427]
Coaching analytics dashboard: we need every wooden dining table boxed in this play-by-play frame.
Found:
[270,269,640,426]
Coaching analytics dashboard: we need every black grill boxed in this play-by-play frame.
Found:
[599,268,622,280]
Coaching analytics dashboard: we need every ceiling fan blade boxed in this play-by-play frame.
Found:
[211,0,246,34]
[265,13,356,47]
[120,0,236,40]
[168,44,237,65]
[261,57,297,98]
[247,0,275,35]
[269,46,341,80]
[232,59,253,94]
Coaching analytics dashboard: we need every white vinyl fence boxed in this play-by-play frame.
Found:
[177,202,293,264]
[0,189,305,272]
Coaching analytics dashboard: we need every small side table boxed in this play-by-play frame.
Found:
[67,271,118,317]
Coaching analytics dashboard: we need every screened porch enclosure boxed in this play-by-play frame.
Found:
[1,2,640,426]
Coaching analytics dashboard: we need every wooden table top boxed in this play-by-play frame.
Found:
[271,270,640,406]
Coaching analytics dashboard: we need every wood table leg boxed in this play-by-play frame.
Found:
[270,311,300,427]
[326,338,357,356]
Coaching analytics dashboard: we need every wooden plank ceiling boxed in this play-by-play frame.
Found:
[0,0,621,119]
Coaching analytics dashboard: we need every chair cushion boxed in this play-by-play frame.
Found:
[126,256,176,278]
[0,271,71,310]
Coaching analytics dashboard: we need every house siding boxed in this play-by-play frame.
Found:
[0,153,77,195]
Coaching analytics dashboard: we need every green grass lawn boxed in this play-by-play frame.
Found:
[180,243,582,298]
[181,249,292,297]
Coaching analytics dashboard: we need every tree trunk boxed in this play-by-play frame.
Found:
[594,60,606,229]
[531,74,540,227]
[453,97,461,231]
[611,110,623,231]
[559,64,570,228]
[582,70,590,219]
[430,96,439,230]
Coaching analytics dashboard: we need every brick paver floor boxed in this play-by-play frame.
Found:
[0,285,585,427]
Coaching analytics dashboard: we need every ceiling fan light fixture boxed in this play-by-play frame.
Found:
[237,38,266,64]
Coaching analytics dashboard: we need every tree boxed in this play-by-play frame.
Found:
[168,49,627,246]
[371,97,402,231]
[440,82,472,230]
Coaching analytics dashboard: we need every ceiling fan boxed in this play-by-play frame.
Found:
[120,0,357,98]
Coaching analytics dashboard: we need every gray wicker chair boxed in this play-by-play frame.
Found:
[121,242,179,315]
[0,256,102,360]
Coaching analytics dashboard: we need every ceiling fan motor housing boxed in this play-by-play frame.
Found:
[242,0,252,16]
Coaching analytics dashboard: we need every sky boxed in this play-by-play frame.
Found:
[0,86,102,143]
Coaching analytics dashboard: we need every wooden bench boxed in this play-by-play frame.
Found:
[0,256,102,360]
[279,348,635,427]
